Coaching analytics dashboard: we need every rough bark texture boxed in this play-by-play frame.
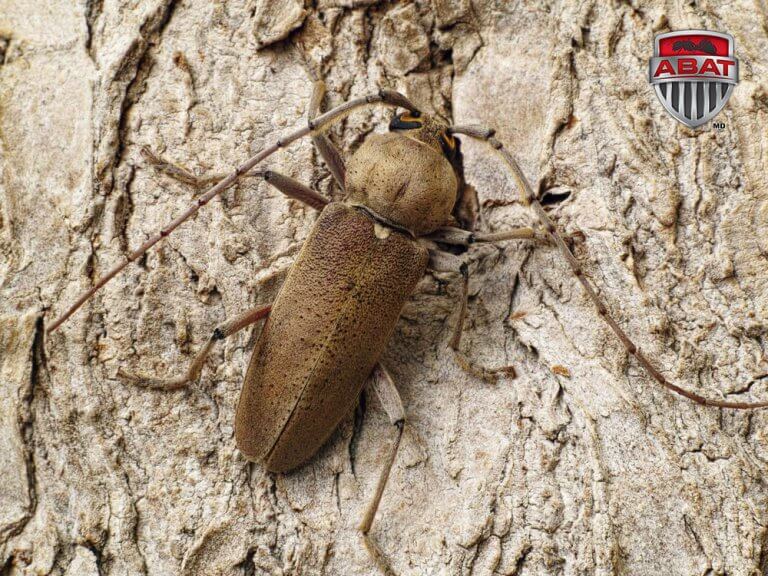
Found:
[2,1,768,575]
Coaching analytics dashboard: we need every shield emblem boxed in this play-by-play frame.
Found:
[649,30,739,128]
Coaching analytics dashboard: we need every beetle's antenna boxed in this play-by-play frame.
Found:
[48,91,420,333]
[450,124,768,409]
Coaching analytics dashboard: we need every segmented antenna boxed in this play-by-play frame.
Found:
[48,90,419,333]
[449,124,768,409]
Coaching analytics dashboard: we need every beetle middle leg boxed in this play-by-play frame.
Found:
[359,362,405,576]
[428,238,551,383]
[451,262,518,381]
[118,303,272,390]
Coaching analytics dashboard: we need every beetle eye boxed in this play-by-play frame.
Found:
[389,112,422,131]
[440,132,456,157]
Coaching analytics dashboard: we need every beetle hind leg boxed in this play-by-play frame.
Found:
[358,363,406,575]
[118,303,272,390]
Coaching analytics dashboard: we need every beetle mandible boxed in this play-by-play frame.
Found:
[47,78,768,569]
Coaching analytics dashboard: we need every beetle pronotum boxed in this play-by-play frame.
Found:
[47,79,768,571]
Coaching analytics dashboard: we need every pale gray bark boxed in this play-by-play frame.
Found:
[2,1,768,575]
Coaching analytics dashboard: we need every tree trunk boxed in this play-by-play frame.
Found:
[2,1,768,574]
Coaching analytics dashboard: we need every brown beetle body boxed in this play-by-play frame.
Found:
[235,202,428,472]
[234,116,459,472]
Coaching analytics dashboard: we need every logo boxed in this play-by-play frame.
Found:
[649,30,738,128]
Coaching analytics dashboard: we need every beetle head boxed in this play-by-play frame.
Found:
[345,111,460,236]
[389,111,458,165]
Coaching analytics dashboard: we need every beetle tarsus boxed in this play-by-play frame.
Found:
[360,532,400,576]
[118,304,271,391]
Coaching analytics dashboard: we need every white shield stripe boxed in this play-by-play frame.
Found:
[691,83,697,119]
[703,81,710,114]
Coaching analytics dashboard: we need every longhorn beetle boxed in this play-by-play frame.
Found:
[47,79,768,570]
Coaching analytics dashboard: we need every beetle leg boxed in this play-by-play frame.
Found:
[252,169,329,210]
[140,146,225,190]
[450,264,516,382]
[118,303,272,390]
[450,124,768,409]
[141,147,329,210]
[427,249,516,382]
[425,246,463,271]
[474,227,552,244]
[424,225,551,246]
[309,80,346,190]
[49,87,418,333]
[359,363,405,575]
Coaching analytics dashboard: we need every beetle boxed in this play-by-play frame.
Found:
[47,78,768,570]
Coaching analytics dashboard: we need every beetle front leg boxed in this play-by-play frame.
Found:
[141,147,329,210]
[308,79,346,190]
[428,249,516,382]
[425,225,551,246]
[118,303,272,390]
[140,147,224,190]
[359,362,405,576]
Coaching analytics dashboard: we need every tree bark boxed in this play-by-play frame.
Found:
[2,1,768,575]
